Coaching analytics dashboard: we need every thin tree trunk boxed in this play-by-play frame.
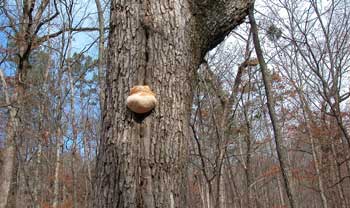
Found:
[0,111,16,208]
[94,0,105,112]
[248,2,296,208]
[308,119,328,208]
[82,116,92,207]
[215,152,225,208]
[52,61,64,208]
[276,175,285,206]
[260,89,286,207]
[52,20,70,208]
[242,100,252,208]
[67,32,78,208]
[225,161,241,208]
[330,142,347,208]
[33,129,42,208]
[192,124,214,208]
[199,178,212,208]
[33,31,52,207]
[218,166,226,208]
[0,70,18,208]
[52,127,62,208]
[298,93,328,208]
[69,78,78,208]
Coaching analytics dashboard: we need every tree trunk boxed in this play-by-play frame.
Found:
[82,116,93,207]
[330,143,347,208]
[93,0,251,207]
[67,30,79,208]
[248,2,296,208]
[276,176,285,207]
[0,109,17,208]
[33,121,43,208]
[297,91,329,208]
[0,63,18,208]
[52,127,62,208]
[95,0,106,112]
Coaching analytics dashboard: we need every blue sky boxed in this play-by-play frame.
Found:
[0,0,108,59]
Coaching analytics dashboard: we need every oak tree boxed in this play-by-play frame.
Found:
[93,0,252,207]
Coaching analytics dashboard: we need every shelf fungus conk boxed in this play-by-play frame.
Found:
[126,85,157,114]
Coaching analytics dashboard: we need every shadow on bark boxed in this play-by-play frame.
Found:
[132,110,154,123]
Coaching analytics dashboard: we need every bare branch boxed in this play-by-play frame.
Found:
[36,26,107,44]
[329,176,350,188]
[2,1,18,33]
[33,0,60,35]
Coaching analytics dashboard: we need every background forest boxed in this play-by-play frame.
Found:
[1,0,350,207]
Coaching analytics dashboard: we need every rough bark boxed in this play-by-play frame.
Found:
[248,2,296,208]
[93,0,251,207]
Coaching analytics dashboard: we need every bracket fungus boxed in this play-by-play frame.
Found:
[126,85,157,114]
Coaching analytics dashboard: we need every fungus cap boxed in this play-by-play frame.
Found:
[126,85,157,114]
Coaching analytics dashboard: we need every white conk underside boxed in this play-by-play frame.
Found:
[126,93,157,114]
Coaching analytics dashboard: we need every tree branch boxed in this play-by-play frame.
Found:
[2,1,18,33]
[329,176,350,188]
[34,0,60,35]
[36,26,108,44]
[191,0,252,55]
